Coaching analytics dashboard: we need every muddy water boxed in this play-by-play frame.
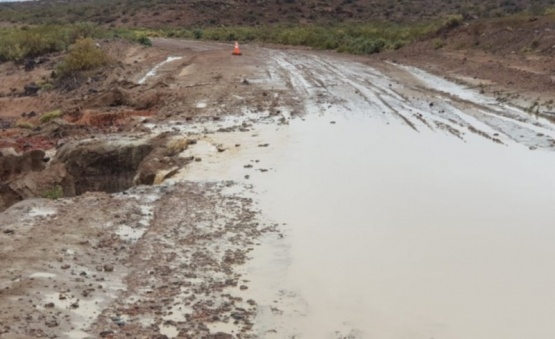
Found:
[249,112,555,338]
[179,109,555,338]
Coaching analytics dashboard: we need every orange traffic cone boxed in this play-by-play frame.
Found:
[232,41,242,56]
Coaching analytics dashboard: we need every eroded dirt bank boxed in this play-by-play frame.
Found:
[1,39,555,338]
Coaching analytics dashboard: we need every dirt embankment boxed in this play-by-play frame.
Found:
[0,38,289,211]
[380,15,555,116]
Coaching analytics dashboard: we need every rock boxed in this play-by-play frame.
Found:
[231,312,245,320]
[61,264,71,270]
[99,330,114,338]
[24,59,36,72]
[103,264,114,272]
[55,136,155,194]
[239,285,248,290]
[44,302,55,308]
[45,319,58,328]
[23,82,40,96]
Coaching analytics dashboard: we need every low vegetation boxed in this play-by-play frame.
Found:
[134,20,448,55]
[43,185,63,200]
[56,38,111,77]
[0,24,151,63]
[39,109,62,123]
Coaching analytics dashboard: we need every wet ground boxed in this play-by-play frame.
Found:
[1,40,555,338]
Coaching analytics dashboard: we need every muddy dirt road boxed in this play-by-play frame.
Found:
[1,40,555,339]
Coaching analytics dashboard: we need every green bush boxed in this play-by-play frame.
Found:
[15,120,34,129]
[56,38,111,77]
[137,35,152,46]
[193,28,203,40]
[43,185,63,200]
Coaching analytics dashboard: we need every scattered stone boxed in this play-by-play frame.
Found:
[239,285,248,290]
[45,320,58,328]
[99,330,114,338]
[103,264,114,272]
[330,121,336,124]
[243,164,253,168]
[258,143,269,147]
[242,79,250,85]
[44,302,55,308]
[23,82,40,96]
[2,229,15,235]
[195,157,202,162]
[61,264,71,270]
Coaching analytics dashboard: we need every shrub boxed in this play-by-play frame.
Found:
[137,35,152,46]
[0,24,110,62]
[56,38,111,77]
[193,28,203,40]
[441,14,464,30]
[43,185,63,200]
[15,120,34,129]
[39,109,62,123]
[433,38,445,49]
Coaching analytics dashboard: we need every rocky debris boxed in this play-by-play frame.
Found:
[23,82,40,96]
[0,133,194,211]
[0,149,50,211]
[83,136,159,188]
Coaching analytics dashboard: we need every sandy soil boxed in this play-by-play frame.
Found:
[1,39,555,338]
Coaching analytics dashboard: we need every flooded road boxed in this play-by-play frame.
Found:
[2,41,555,338]
[177,50,555,338]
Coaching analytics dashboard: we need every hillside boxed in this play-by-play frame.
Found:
[0,0,554,27]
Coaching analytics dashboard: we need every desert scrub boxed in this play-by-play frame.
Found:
[15,120,34,129]
[56,38,111,77]
[39,109,62,123]
[153,21,440,55]
[0,23,110,62]
[43,185,63,200]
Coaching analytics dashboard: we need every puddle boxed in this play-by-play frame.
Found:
[28,206,56,217]
[138,56,183,84]
[160,324,179,338]
[243,112,555,338]
[115,224,146,243]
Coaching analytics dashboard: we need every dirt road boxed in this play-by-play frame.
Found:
[1,40,555,339]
